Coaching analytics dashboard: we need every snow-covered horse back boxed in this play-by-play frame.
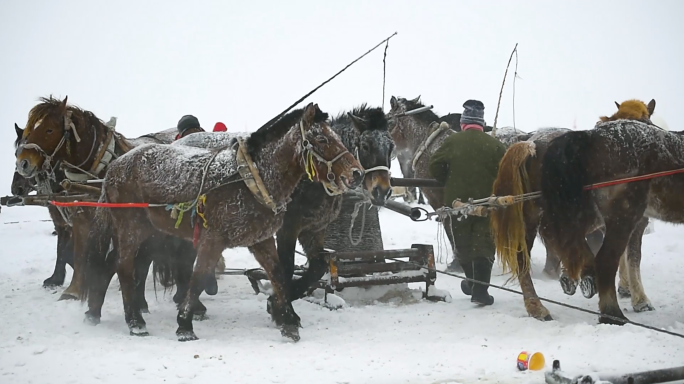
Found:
[82,103,363,343]
[173,105,395,312]
[539,98,684,326]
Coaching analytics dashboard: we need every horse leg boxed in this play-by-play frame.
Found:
[617,251,631,298]
[116,229,150,337]
[542,249,561,280]
[578,227,605,299]
[43,225,72,288]
[521,225,552,321]
[85,243,117,325]
[291,229,328,300]
[134,247,152,314]
[270,223,300,314]
[596,214,642,325]
[176,240,224,341]
[172,241,208,318]
[59,213,89,301]
[626,217,654,312]
[250,237,301,342]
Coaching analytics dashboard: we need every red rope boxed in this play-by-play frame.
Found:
[583,167,684,191]
[49,201,157,208]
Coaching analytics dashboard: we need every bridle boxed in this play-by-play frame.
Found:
[16,110,99,183]
[299,121,354,196]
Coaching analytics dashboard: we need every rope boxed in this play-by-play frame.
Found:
[382,38,390,111]
[255,32,398,133]
[386,257,684,339]
[583,167,684,190]
[349,200,369,246]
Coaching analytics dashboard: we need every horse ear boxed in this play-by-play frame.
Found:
[647,99,656,116]
[60,96,69,113]
[411,95,422,103]
[614,101,620,110]
[390,96,398,109]
[347,112,368,133]
[14,123,22,138]
[302,102,317,130]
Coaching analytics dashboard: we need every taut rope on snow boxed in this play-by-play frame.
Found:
[386,257,684,339]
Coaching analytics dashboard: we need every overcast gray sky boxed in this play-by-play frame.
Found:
[1,0,682,194]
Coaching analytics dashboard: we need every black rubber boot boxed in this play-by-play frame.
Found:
[471,259,494,306]
[460,262,474,296]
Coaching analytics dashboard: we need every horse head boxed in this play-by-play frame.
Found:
[10,124,35,196]
[599,99,656,123]
[15,96,104,180]
[346,105,394,205]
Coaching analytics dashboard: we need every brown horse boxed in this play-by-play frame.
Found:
[80,103,363,342]
[490,100,657,321]
[13,96,216,314]
[538,99,676,324]
[174,104,394,311]
[11,124,74,288]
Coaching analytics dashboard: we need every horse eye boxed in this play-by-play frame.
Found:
[46,129,54,134]
[316,135,328,144]
[361,143,370,152]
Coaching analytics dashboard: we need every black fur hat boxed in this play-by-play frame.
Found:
[177,115,202,134]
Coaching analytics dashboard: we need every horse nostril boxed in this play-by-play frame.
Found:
[351,169,364,187]
[20,159,29,171]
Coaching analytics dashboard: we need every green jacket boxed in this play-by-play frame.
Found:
[428,130,506,207]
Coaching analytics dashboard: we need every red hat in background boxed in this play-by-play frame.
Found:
[213,122,227,132]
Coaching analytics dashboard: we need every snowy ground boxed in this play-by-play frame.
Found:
[1,204,683,384]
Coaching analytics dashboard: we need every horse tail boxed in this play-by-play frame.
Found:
[540,130,593,277]
[490,141,536,280]
[79,193,115,301]
[151,237,178,291]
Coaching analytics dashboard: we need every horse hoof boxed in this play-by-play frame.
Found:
[58,293,79,301]
[579,276,596,299]
[542,314,554,321]
[559,275,577,296]
[177,330,198,342]
[266,296,274,315]
[280,325,300,342]
[618,286,631,298]
[193,313,209,321]
[84,312,100,326]
[140,307,150,314]
[204,278,218,296]
[634,302,655,312]
[599,314,628,326]
[43,277,64,288]
[129,323,149,337]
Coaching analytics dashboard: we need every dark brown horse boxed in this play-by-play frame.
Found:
[538,99,676,324]
[174,105,394,310]
[12,96,214,314]
[80,103,363,342]
[490,100,658,321]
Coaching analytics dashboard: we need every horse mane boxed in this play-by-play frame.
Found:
[599,99,650,122]
[25,96,104,136]
[245,106,329,156]
[332,103,388,132]
[400,98,440,126]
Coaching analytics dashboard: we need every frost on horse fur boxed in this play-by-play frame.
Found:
[85,103,363,343]
[540,119,684,324]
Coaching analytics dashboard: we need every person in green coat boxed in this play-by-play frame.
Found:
[428,100,506,305]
